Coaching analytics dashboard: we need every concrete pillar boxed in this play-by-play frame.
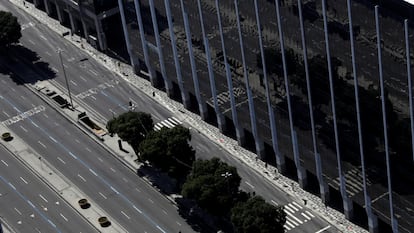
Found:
[181,1,208,120]
[117,0,139,71]
[94,18,107,51]
[315,153,329,203]
[164,0,190,109]
[55,2,64,23]
[43,0,51,15]
[33,0,41,8]
[367,211,379,233]
[234,0,260,155]
[343,196,354,220]
[134,0,157,87]
[68,10,77,34]
[149,0,173,97]
[236,126,245,146]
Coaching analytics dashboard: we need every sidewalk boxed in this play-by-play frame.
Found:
[9,0,367,232]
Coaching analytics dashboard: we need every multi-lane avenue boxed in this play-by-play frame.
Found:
[0,0,339,232]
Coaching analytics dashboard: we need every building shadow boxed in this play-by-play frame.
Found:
[0,45,57,84]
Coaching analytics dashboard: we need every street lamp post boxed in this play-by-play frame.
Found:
[57,49,74,109]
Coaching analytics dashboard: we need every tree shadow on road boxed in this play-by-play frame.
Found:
[0,45,57,84]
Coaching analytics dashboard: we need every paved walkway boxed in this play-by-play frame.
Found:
[8,1,368,233]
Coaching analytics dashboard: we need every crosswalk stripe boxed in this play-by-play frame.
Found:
[285,220,295,229]
[169,117,181,124]
[287,203,299,212]
[291,201,302,210]
[285,211,303,225]
[154,124,162,131]
[160,121,172,128]
[305,211,315,218]
[163,119,175,128]
[284,205,296,214]
[301,212,312,220]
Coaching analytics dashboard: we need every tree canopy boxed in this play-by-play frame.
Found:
[181,158,241,216]
[106,111,153,152]
[139,125,195,180]
[231,196,286,233]
[0,11,21,47]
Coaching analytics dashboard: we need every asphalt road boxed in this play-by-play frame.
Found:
[0,69,194,232]
[1,1,339,232]
[0,143,97,233]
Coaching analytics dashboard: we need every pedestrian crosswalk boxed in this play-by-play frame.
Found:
[332,167,372,197]
[208,87,246,107]
[272,201,315,231]
[153,117,182,131]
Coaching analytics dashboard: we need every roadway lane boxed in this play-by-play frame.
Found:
[0,145,97,233]
[0,67,193,232]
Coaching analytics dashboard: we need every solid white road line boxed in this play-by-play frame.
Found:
[121,211,130,219]
[60,213,68,222]
[1,160,9,167]
[133,205,142,213]
[39,194,48,203]
[38,141,47,148]
[89,168,98,176]
[14,207,22,215]
[110,186,119,194]
[98,192,107,199]
[245,181,255,189]
[57,157,66,164]
[70,80,78,86]
[315,226,331,233]
[19,177,28,184]
[77,174,86,182]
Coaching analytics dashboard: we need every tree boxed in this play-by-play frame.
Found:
[181,158,241,216]
[139,125,195,180]
[231,196,286,233]
[106,111,153,152]
[0,11,21,47]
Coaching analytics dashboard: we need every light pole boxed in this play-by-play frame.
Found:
[57,49,74,109]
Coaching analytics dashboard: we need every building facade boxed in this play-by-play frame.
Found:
[117,0,414,232]
[30,0,120,51]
